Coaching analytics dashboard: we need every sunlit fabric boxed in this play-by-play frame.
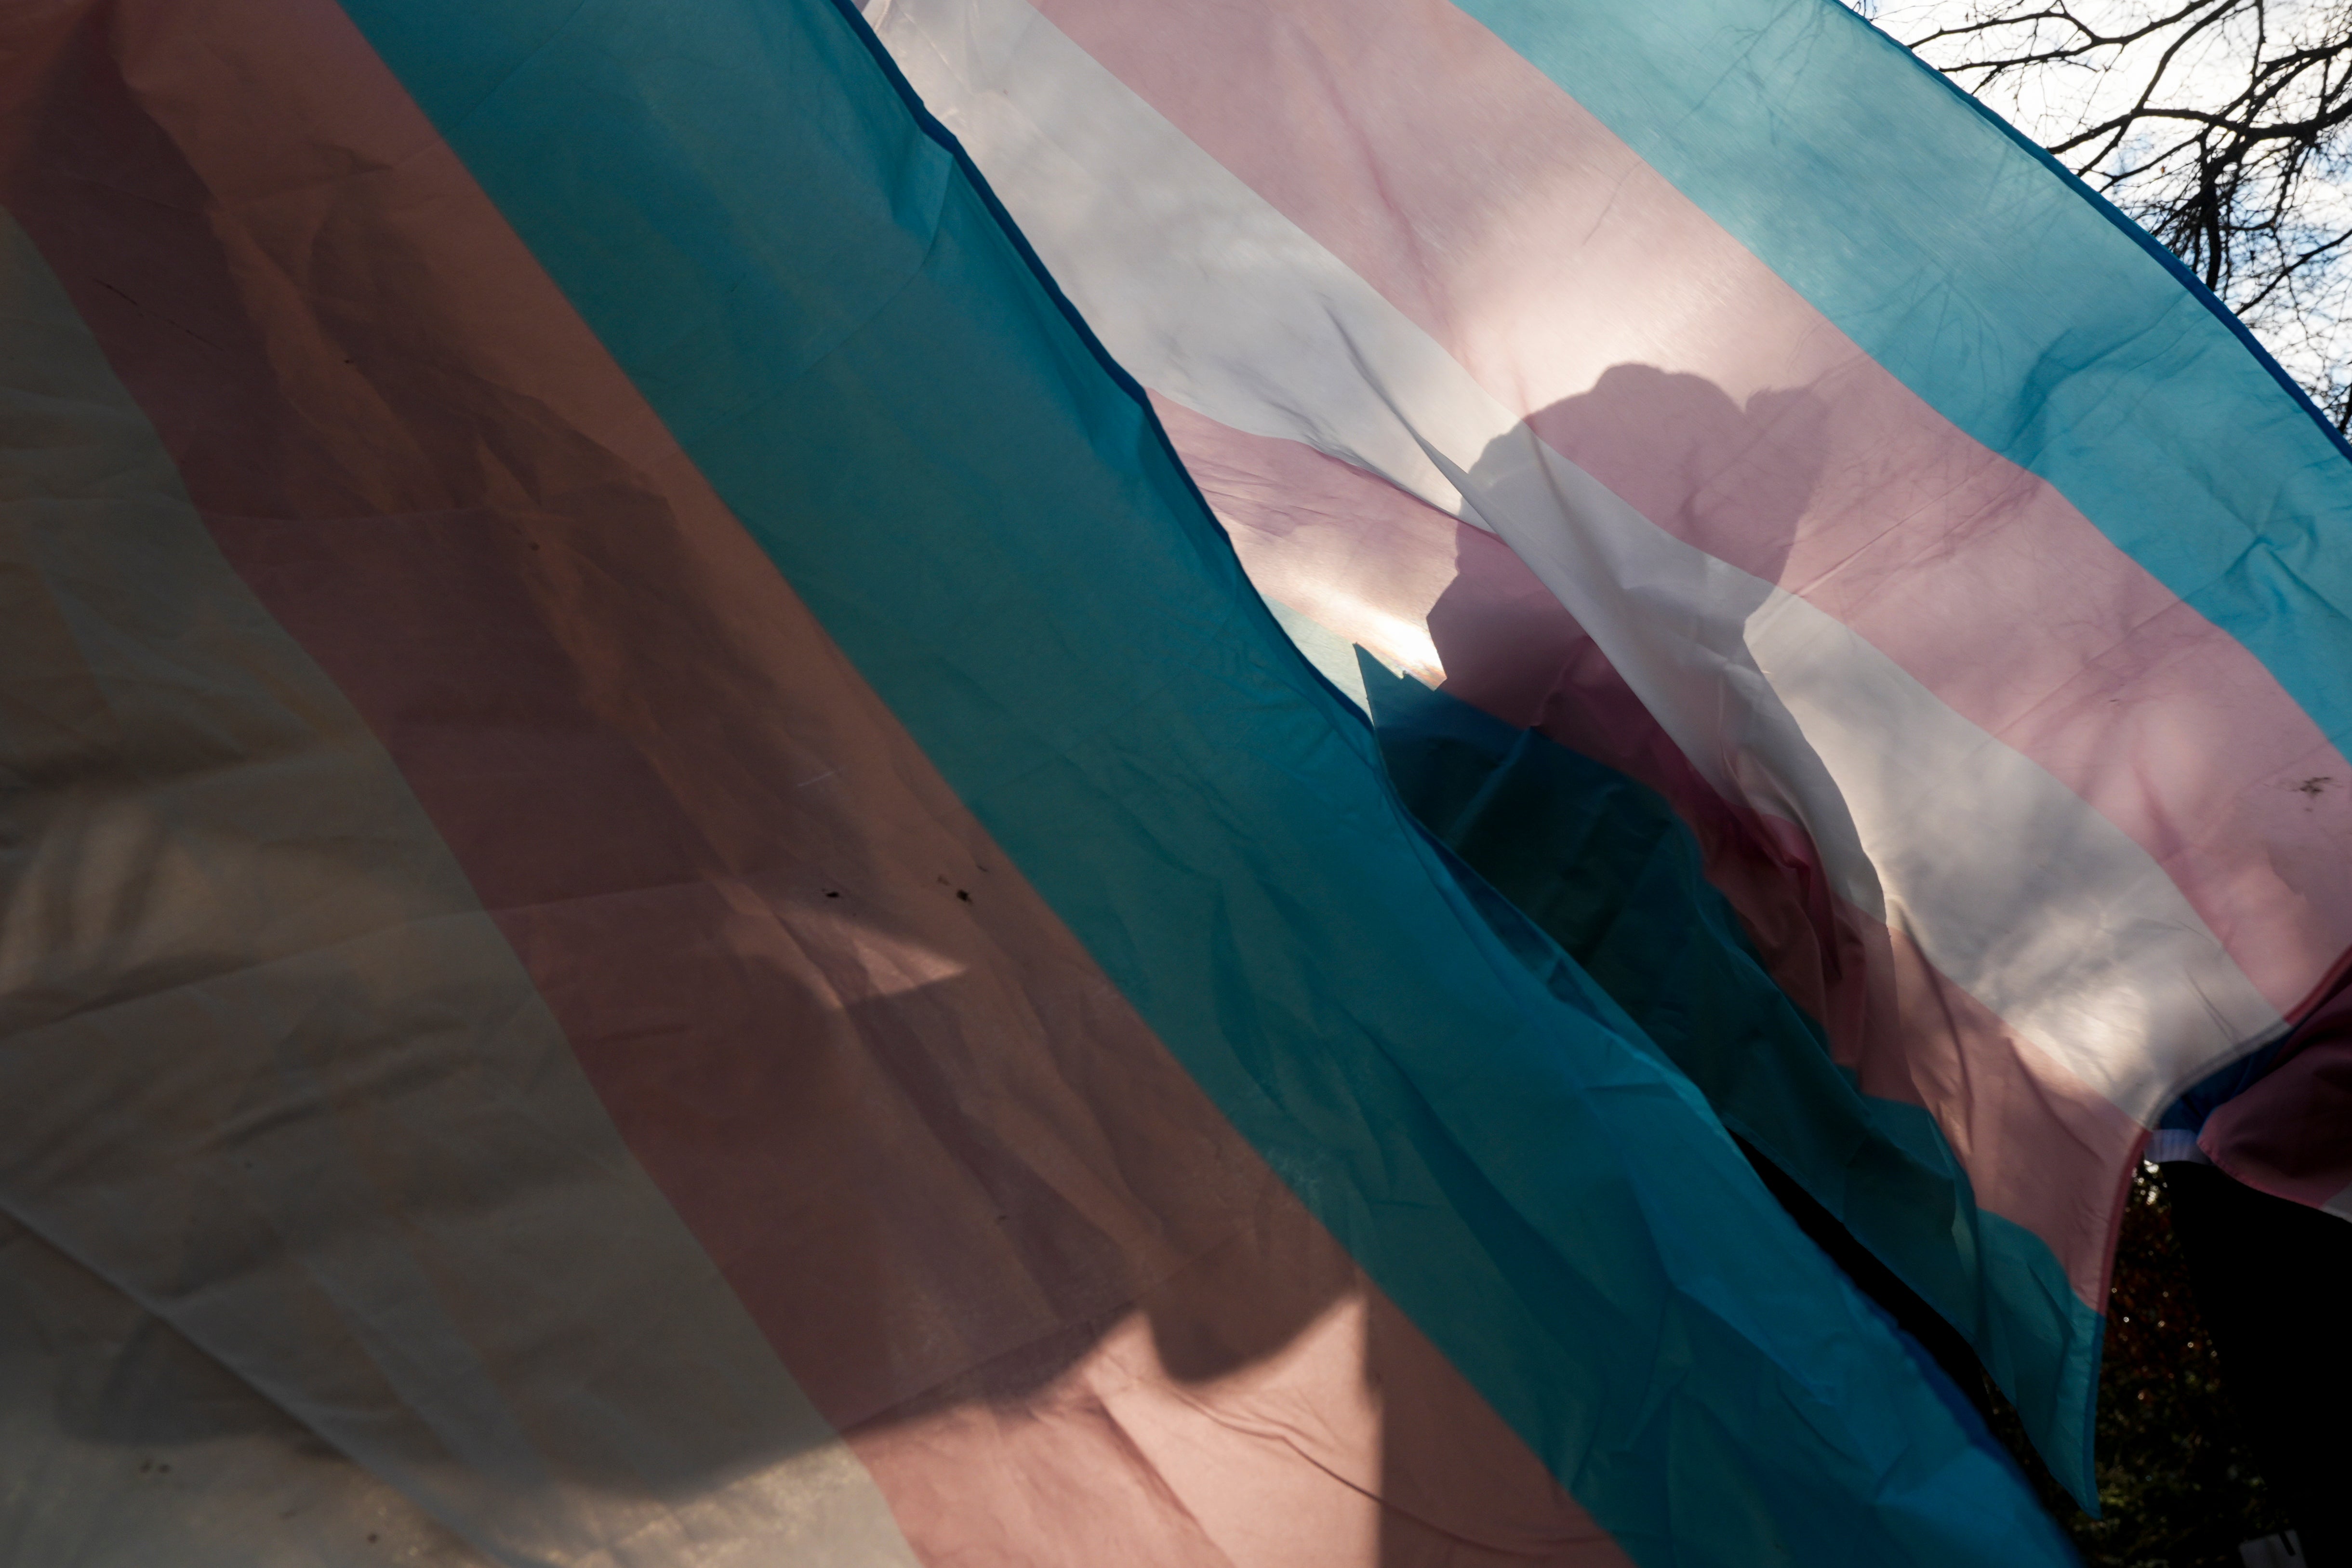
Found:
[0,0,2089,1564]
[860,0,2352,1504]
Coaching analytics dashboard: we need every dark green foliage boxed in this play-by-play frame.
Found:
[1980,1165,2287,1568]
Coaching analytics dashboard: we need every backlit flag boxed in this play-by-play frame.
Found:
[862,0,2352,1502]
[0,0,2074,1564]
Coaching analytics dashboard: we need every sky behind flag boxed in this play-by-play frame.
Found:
[1853,0,2352,413]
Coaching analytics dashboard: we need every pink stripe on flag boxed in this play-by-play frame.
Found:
[1038,0,2352,1024]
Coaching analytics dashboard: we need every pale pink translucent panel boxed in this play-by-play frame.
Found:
[1040,0,2352,1023]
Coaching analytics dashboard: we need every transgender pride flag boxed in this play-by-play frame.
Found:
[0,0,2336,1560]
[865,0,2352,1502]
[0,0,2082,1564]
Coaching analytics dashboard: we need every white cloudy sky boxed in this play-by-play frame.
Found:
[1848,0,2352,407]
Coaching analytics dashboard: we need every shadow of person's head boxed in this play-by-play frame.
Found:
[1525,363,1830,589]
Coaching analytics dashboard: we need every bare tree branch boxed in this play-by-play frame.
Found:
[1856,0,2352,426]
